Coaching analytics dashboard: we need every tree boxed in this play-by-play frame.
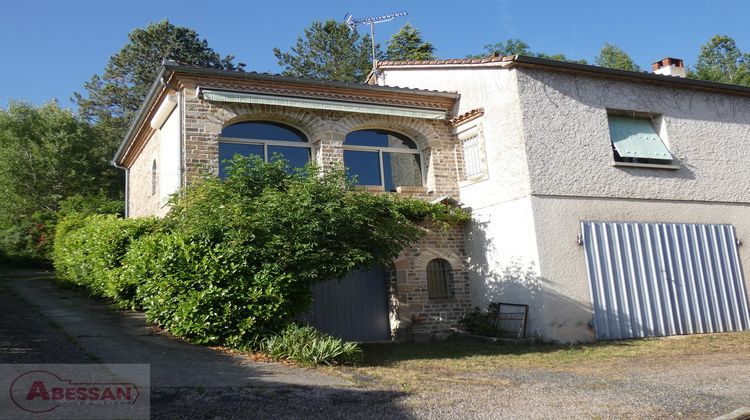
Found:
[274,20,378,82]
[0,101,121,263]
[467,38,587,63]
[595,43,640,71]
[469,38,531,58]
[692,35,750,86]
[75,20,243,151]
[385,23,435,61]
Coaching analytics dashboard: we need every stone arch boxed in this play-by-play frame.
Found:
[394,247,466,273]
[335,114,444,151]
[203,102,329,141]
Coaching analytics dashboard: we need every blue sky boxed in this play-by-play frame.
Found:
[1,0,748,109]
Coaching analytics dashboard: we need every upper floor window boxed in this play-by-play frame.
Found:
[344,129,423,192]
[607,113,676,168]
[218,121,311,178]
[462,134,484,179]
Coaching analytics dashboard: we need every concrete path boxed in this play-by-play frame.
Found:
[0,269,413,419]
[0,269,348,389]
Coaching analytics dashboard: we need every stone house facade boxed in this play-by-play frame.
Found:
[115,62,472,340]
[118,56,750,343]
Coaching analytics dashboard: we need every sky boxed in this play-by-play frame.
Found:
[1,0,749,109]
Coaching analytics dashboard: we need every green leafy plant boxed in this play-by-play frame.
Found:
[261,324,362,365]
[53,213,159,302]
[460,306,503,337]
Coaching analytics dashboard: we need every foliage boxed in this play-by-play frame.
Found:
[53,213,159,302]
[691,34,750,86]
[460,306,503,337]
[273,20,378,82]
[75,20,244,151]
[386,23,435,61]
[128,155,466,347]
[467,38,587,64]
[595,43,640,72]
[261,324,362,365]
[0,101,122,265]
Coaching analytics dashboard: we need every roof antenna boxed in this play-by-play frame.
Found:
[344,11,408,75]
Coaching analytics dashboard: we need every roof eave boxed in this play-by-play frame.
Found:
[113,65,170,166]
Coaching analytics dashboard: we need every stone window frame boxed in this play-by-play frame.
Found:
[342,129,426,192]
[456,122,489,186]
[217,120,313,172]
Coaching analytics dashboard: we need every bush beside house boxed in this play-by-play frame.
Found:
[52,156,468,362]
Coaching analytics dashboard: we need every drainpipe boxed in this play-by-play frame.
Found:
[111,162,129,218]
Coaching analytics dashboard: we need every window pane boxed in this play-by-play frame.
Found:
[221,121,307,142]
[344,150,381,186]
[345,130,417,149]
[427,259,452,299]
[383,152,422,192]
[268,145,310,170]
[219,143,263,179]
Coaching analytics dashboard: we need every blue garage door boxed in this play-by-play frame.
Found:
[307,267,391,342]
[583,221,750,340]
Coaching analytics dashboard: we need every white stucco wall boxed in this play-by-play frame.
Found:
[158,106,181,210]
[530,195,750,343]
[381,64,750,342]
[378,67,543,328]
[515,68,750,202]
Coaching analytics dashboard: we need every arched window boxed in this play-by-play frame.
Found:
[426,258,452,299]
[344,129,422,192]
[151,160,158,196]
[218,121,310,178]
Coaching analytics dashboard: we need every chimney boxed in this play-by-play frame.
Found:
[652,57,686,78]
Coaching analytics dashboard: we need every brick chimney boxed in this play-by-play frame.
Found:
[652,57,686,78]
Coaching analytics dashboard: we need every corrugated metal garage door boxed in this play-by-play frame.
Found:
[307,267,391,342]
[582,221,750,340]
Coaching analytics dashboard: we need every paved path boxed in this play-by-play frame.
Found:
[0,270,411,419]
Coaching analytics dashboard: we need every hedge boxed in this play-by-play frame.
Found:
[53,213,159,304]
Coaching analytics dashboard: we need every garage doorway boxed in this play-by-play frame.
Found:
[582,221,750,340]
[306,267,391,342]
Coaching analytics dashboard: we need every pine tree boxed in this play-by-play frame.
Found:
[595,43,641,72]
[274,20,376,83]
[75,20,243,150]
[385,23,435,61]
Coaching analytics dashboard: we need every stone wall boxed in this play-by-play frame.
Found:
[391,222,472,338]
[177,82,471,337]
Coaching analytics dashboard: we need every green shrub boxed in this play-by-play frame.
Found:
[261,324,362,365]
[53,213,159,302]
[460,306,503,337]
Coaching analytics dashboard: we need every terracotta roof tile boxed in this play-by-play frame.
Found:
[449,108,485,126]
[378,55,513,67]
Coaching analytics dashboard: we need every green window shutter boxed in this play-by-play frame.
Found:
[607,115,673,160]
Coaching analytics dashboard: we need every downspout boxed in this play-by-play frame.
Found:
[111,162,129,218]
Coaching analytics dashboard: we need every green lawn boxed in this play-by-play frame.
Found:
[329,332,750,391]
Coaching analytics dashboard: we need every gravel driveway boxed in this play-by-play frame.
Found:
[1,269,748,419]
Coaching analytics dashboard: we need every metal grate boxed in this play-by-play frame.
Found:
[462,135,483,179]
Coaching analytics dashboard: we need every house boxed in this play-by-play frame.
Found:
[115,56,750,343]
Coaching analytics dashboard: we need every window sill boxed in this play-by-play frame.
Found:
[612,162,680,170]
[396,186,427,194]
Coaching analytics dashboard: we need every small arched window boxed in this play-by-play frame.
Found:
[426,258,452,299]
[218,121,310,178]
[344,129,422,192]
[151,160,158,196]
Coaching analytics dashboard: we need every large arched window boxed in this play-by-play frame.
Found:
[218,121,311,178]
[344,129,423,192]
[426,258,453,299]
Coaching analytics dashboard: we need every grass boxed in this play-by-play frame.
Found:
[329,332,750,391]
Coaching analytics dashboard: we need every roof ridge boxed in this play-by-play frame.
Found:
[377,55,513,66]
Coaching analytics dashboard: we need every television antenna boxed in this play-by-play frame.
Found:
[344,11,408,73]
